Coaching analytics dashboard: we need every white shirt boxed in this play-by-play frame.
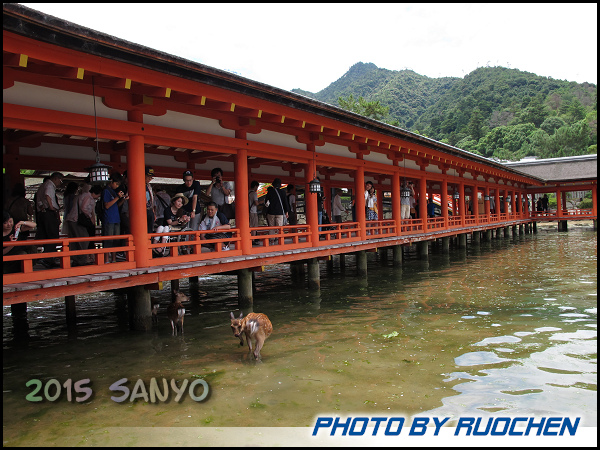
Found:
[333,194,344,216]
[365,190,377,208]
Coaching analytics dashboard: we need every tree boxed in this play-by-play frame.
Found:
[540,116,566,135]
[566,99,587,124]
[467,108,485,141]
[338,94,390,121]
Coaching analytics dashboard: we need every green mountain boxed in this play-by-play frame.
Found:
[292,63,597,160]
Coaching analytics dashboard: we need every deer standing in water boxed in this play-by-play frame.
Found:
[167,290,188,336]
[230,312,273,360]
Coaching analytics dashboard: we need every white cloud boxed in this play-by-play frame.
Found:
[18,3,598,91]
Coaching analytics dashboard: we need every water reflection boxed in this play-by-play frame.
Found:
[3,230,597,444]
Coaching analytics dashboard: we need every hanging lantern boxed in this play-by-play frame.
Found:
[86,160,112,184]
[453,190,460,200]
[400,183,411,198]
[505,196,511,202]
[86,76,112,184]
[308,177,321,194]
[484,195,490,201]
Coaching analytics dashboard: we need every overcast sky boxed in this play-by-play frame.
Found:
[20,3,597,92]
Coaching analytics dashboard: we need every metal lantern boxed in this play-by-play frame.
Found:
[85,160,112,184]
[453,190,460,200]
[484,195,490,201]
[85,76,112,185]
[505,196,511,202]
[400,184,411,198]
[308,177,321,194]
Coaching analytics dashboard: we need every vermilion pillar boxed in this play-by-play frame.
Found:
[355,164,366,241]
[441,178,448,227]
[459,181,465,227]
[495,188,501,221]
[305,146,319,245]
[127,130,149,267]
[376,181,384,221]
[485,186,490,223]
[234,143,250,255]
[418,176,427,222]
[474,185,480,225]
[556,189,563,217]
[591,184,597,217]
[392,171,401,235]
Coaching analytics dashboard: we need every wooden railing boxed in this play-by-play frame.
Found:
[317,222,361,243]
[4,209,595,285]
[4,235,135,284]
[249,225,311,253]
[147,229,242,265]
[426,217,446,230]
[365,220,396,239]
[530,208,594,219]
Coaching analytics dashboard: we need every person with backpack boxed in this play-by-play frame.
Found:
[100,172,126,263]
[265,178,289,245]
[66,185,102,266]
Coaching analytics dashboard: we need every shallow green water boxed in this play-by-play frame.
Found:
[3,229,597,445]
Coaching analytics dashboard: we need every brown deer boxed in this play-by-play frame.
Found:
[151,298,160,324]
[230,312,273,360]
[167,290,188,336]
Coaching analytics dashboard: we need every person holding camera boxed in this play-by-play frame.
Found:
[101,172,127,263]
[364,181,378,221]
[206,167,232,212]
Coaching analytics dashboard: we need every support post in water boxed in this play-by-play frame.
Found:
[356,250,367,277]
[307,258,320,290]
[128,285,152,331]
[237,268,253,307]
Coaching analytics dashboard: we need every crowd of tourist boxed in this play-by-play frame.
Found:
[4,168,451,272]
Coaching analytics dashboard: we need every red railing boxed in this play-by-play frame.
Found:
[147,229,242,265]
[4,210,595,285]
[4,235,135,284]
[426,217,446,230]
[317,222,361,243]
[529,208,594,219]
[400,218,425,233]
[365,220,396,239]
[249,225,311,253]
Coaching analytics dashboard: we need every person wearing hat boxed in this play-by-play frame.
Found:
[145,167,155,234]
[175,170,204,230]
[152,193,191,256]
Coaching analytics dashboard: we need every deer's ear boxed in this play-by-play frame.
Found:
[230,312,235,320]
[239,312,244,319]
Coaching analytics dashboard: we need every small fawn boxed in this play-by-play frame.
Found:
[151,298,160,324]
[230,312,273,360]
[167,290,188,336]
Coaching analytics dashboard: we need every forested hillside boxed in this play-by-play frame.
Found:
[292,63,597,161]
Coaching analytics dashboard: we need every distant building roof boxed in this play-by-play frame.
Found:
[502,154,597,183]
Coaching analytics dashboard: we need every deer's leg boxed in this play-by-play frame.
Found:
[245,331,253,353]
[253,335,265,359]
